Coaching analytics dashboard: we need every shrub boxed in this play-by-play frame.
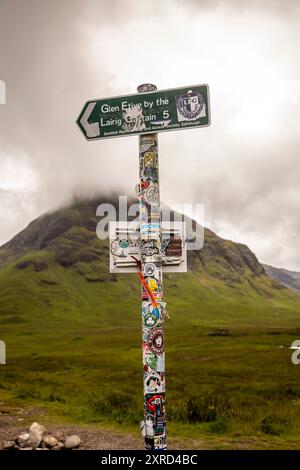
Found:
[185,393,231,423]
[208,417,229,434]
[90,391,139,424]
[260,414,290,436]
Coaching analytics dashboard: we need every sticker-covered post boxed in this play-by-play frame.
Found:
[137,84,167,450]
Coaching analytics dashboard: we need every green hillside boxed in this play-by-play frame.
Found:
[1,197,300,449]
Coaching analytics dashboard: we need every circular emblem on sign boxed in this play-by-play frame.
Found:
[148,327,164,355]
[176,90,204,120]
[144,184,159,205]
[144,263,156,277]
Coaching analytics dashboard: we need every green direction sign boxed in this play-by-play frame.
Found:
[76,84,210,140]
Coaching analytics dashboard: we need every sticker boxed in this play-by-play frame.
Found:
[164,237,182,257]
[143,351,165,372]
[142,328,149,341]
[142,302,162,325]
[140,223,161,235]
[140,180,150,191]
[141,239,160,256]
[144,311,159,328]
[146,393,165,417]
[154,417,166,436]
[148,278,158,292]
[175,90,206,122]
[144,350,158,370]
[156,354,165,373]
[154,434,167,449]
[142,280,163,301]
[144,263,156,277]
[144,184,159,205]
[143,166,158,183]
[144,152,158,167]
[147,327,164,355]
[111,237,139,258]
[145,414,154,437]
[122,104,146,132]
[144,372,165,394]
[140,139,156,153]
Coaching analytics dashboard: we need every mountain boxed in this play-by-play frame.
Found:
[0,195,298,325]
[1,195,300,448]
[263,264,300,292]
[0,195,270,281]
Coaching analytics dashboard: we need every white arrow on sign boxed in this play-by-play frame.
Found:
[80,102,100,138]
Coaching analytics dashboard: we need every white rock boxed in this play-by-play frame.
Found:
[28,422,46,448]
[43,435,58,448]
[29,422,46,437]
[17,432,30,448]
[64,435,81,449]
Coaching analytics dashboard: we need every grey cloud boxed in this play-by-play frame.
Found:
[0,0,300,270]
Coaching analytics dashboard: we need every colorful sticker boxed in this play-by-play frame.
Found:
[144,263,156,277]
[142,302,163,328]
[145,393,166,418]
[144,183,159,206]
[154,416,166,435]
[141,239,160,256]
[147,327,164,355]
[145,414,154,437]
[164,237,182,257]
[143,151,158,167]
[143,353,165,373]
[143,166,158,183]
[144,371,165,394]
[144,350,157,371]
[147,277,158,292]
[154,434,167,449]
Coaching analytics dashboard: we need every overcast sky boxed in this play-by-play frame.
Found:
[0,0,300,270]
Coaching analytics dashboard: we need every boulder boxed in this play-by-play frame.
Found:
[28,422,46,448]
[17,432,30,448]
[64,435,81,449]
[43,435,58,448]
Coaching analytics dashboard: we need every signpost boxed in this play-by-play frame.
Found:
[76,83,210,450]
[77,84,210,140]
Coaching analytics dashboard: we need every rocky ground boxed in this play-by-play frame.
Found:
[0,406,143,450]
